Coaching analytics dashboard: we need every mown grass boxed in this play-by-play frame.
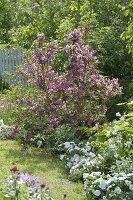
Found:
[0,140,85,200]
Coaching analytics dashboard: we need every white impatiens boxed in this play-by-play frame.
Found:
[92,190,101,196]
[58,113,133,200]
[114,186,121,194]
[59,141,96,174]
[116,112,121,117]
[129,184,133,191]
[64,141,73,149]
[99,179,107,190]
[83,173,90,179]
[60,154,65,160]
[83,172,133,199]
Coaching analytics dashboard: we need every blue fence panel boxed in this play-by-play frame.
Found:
[0,49,25,87]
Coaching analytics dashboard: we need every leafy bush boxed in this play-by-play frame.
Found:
[0,28,122,148]
[21,28,121,126]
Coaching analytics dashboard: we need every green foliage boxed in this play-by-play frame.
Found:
[58,106,133,198]
[0,0,14,44]
[120,0,133,53]
[0,84,34,125]
[0,77,10,91]
[53,125,76,151]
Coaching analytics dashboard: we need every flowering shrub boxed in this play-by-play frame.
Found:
[20,28,121,128]
[1,28,119,146]
[0,28,122,148]
[59,111,133,199]
[0,165,54,200]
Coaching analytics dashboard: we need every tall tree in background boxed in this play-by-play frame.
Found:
[0,0,14,44]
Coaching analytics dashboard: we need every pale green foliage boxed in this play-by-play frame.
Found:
[120,0,133,53]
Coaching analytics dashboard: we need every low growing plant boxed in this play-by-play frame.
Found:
[0,165,54,200]
[59,109,133,199]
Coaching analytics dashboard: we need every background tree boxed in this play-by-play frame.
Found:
[0,0,14,44]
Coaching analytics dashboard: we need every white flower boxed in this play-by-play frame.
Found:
[125,180,132,186]
[99,179,107,190]
[85,144,91,151]
[129,184,133,191]
[60,154,65,160]
[127,173,133,177]
[72,154,80,162]
[84,180,89,188]
[98,154,104,160]
[0,119,4,126]
[116,112,121,117]
[75,146,80,150]
[102,196,107,200]
[125,141,132,147]
[118,176,126,181]
[107,176,117,183]
[89,152,96,158]
[92,172,101,176]
[124,122,129,125]
[83,173,89,179]
[66,162,72,168]
[86,141,90,146]
[0,119,8,130]
[92,190,101,196]
[4,194,10,198]
[82,148,88,154]
[64,142,70,148]
[114,186,121,194]
[37,140,42,147]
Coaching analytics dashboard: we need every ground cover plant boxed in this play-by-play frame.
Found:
[58,102,133,199]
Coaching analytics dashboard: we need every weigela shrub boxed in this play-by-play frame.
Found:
[20,28,121,128]
[1,28,122,146]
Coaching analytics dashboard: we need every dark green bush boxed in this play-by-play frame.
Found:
[0,76,10,91]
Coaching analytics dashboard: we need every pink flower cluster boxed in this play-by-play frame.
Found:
[20,28,122,127]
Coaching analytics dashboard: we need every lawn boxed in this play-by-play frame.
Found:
[0,140,85,200]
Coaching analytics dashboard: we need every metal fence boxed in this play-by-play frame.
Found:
[0,49,25,87]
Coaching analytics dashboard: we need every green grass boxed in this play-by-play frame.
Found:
[0,140,85,200]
